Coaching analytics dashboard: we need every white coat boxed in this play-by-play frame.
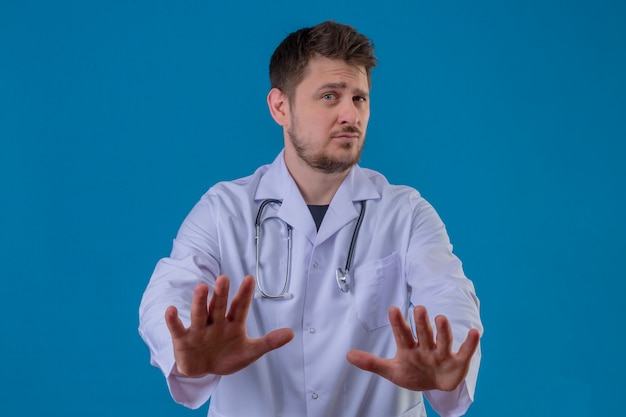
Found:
[138,151,483,417]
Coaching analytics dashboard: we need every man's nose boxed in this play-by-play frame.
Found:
[338,99,359,125]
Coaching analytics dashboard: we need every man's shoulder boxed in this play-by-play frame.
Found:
[196,163,272,207]
[210,163,271,192]
[358,166,423,200]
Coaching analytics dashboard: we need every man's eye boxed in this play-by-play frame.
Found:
[354,96,366,102]
[322,93,336,100]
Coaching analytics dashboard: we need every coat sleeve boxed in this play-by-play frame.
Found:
[138,193,222,409]
[405,193,483,417]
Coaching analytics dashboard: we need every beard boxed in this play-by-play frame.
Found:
[288,125,365,174]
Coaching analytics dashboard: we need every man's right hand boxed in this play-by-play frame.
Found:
[165,275,294,377]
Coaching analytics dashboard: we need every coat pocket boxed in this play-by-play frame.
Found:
[353,252,404,331]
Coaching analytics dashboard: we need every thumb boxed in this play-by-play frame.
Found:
[346,349,390,377]
[256,328,294,354]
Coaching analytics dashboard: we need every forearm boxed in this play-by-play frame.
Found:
[139,197,223,407]
[166,363,220,409]
[406,194,484,413]
[138,256,220,407]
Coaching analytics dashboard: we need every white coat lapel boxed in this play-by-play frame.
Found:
[315,165,381,245]
[254,151,317,244]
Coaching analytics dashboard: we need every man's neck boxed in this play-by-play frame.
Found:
[284,155,350,205]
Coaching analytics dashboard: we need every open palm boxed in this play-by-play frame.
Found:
[165,275,294,377]
[347,305,480,392]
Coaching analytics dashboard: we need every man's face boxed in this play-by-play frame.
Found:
[285,56,370,174]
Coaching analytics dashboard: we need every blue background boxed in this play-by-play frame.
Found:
[1,1,624,416]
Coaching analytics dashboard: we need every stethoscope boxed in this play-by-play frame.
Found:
[254,199,366,299]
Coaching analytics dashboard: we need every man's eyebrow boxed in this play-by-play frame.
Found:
[318,82,347,91]
[317,82,369,97]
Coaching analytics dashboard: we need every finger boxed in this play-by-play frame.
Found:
[388,307,416,350]
[232,328,294,371]
[190,284,210,330]
[413,306,435,350]
[346,349,393,380]
[207,275,230,323]
[457,328,481,361]
[253,328,295,356]
[165,306,187,338]
[434,314,453,356]
[226,275,256,323]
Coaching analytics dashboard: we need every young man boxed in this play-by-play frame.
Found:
[139,21,483,417]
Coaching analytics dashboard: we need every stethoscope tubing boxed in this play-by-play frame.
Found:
[255,199,365,298]
[255,199,293,299]
[341,200,366,280]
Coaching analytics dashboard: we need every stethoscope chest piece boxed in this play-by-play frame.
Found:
[335,268,351,293]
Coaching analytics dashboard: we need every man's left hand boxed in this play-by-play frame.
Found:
[346,306,480,392]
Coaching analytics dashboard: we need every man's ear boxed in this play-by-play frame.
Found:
[267,88,290,126]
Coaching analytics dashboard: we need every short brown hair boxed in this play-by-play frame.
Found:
[269,21,377,100]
